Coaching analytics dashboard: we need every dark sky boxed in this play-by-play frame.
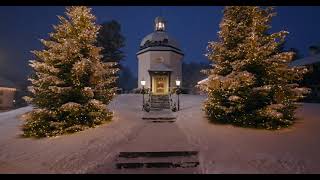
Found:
[0,6,320,84]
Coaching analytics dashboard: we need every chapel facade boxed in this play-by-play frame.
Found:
[137,17,184,95]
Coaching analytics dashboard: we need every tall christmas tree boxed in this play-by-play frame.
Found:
[23,6,118,137]
[201,6,310,129]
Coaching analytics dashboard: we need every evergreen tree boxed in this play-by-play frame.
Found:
[97,20,125,91]
[201,6,310,129]
[118,65,137,92]
[23,6,118,137]
[182,62,210,94]
[97,20,125,65]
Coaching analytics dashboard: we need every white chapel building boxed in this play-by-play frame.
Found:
[137,17,184,95]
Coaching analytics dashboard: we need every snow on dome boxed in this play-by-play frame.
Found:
[140,31,180,49]
[139,16,181,51]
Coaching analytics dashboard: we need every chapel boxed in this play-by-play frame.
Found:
[137,17,184,95]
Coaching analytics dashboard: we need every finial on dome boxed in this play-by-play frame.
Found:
[154,16,166,31]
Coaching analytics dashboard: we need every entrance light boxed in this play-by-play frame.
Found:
[141,80,146,86]
[175,79,181,87]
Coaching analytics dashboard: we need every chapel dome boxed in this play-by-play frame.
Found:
[140,31,181,50]
[139,16,181,51]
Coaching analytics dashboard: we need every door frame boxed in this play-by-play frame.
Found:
[149,71,171,95]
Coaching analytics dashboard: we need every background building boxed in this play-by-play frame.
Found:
[0,77,16,110]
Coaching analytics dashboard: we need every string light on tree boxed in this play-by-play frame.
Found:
[23,6,118,137]
[199,6,310,129]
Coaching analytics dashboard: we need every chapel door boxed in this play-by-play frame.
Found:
[153,75,169,95]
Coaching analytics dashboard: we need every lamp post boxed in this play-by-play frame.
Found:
[175,78,181,111]
[141,79,146,111]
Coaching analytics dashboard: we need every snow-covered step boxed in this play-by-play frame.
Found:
[149,107,170,111]
[150,105,170,107]
[142,109,176,120]
[118,151,198,158]
[147,120,175,123]
[115,151,199,169]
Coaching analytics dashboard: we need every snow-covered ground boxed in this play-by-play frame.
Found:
[176,95,320,173]
[0,94,320,173]
[0,95,145,173]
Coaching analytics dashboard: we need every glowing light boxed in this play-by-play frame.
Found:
[176,79,181,86]
[141,80,146,86]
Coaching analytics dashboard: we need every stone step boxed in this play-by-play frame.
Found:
[151,96,170,101]
[150,106,171,110]
[115,151,199,169]
[151,96,169,98]
[147,120,175,123]
[151,102,170,104]
[151,104,170,107]
[142,110,176,119]
[150,103,170,107]
[149,107,170,111]
[119,151,198,158]
[143,116,175,120]
[150,108,171,110]
[151,99,169,101]
[151,99,170,101]
[151,100,170,103]
[151,98,170,101]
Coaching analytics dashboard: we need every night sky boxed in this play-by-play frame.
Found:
[1,6,320,84]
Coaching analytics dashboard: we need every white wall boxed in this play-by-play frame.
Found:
[137,50,183,92]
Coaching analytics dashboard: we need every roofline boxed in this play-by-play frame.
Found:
[137,49,184,56]
[148,70,172,72]
[197,78,208,85]
[139,44,182,52]
[0,87,17,91]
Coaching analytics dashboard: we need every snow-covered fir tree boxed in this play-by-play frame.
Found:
[200,6,310,129]
[23,6,118,137]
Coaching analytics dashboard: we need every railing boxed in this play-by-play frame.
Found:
[143,88,178,112]
[169,89,177,112]
[143,88,151,112]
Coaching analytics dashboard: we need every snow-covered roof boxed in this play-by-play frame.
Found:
[138,17,182,53]
[137,46,183,56]
[290,54,320,67]
[140,31,180,49]
[197,78,208,85]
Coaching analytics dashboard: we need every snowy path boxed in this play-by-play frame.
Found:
[0,94,320,173]
[87,122,200,174]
